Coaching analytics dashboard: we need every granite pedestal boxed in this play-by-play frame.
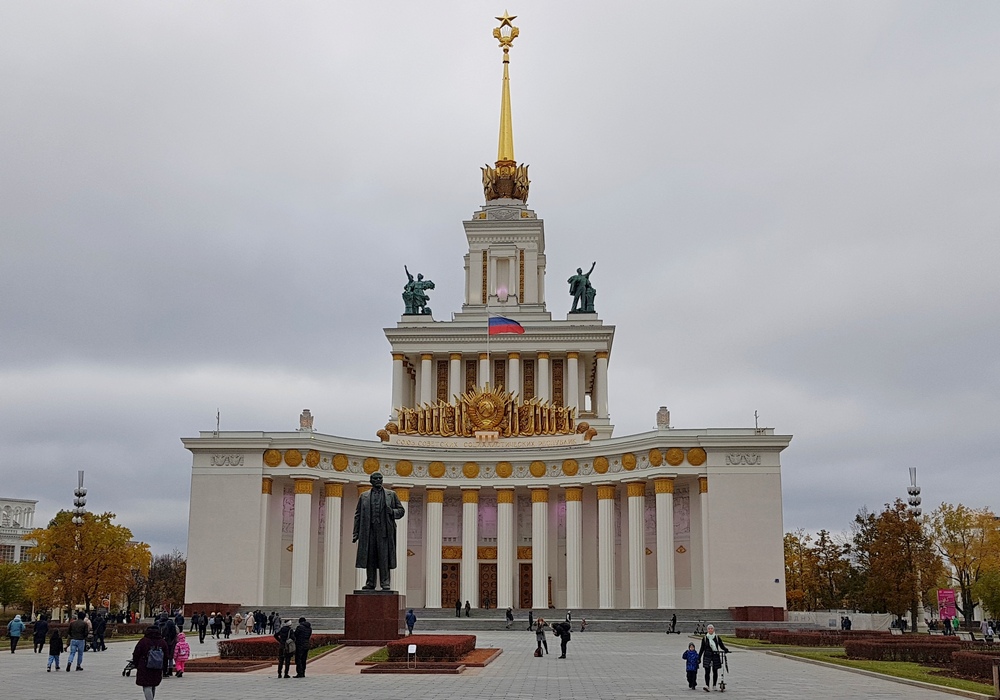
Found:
[343,590,405,645]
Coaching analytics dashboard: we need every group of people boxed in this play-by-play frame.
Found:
[531,615,573,659]
[131,616,192,700]
[273,616,313,678]
[683,624,731,691]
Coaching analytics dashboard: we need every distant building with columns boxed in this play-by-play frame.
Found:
[0,498,38,563]
[182,16,791,613]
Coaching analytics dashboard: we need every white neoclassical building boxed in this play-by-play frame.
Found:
[0,498,38,563]
[182,16,791,613]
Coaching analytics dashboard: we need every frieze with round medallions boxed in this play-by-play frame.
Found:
[463,461,480,478]
[263,450,282,468]
[622,453,637,471]
[284,449,303,467]
[428,461,446,478]
[594,456,609,474]
[562,459,579,477]
[396,460,413,477]
[363,457,380,474]
[529,460,547,478]
[332,454,349,471]
[687,447,707,466]
[648,448,663,467]
[495,461,513,478]
[665,448,684,466]
[306,450,321,468]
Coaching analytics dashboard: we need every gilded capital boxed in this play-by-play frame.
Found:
[654,478,675,494]
[324,482,343,498]
[426,488,445,503]
[597,485,616,501]
[496,488,515,504]
[421,353,433,361]
[626,482,646,498]
[462,489,480,504]
[508,352,520,360]
[567,351,579,360]
[392,353,405,361]
[479,353,489,360]
[596,351,609,359]
[698,477,709,494]
[261,478,273,495]
[537,351,549,360]
[530,488,549,503]
[564,486,583,502]
[450,353,462,361]
[293,478,314,495]
[395,487,410,502]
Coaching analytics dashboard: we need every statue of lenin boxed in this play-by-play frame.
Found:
[352,472,405,590]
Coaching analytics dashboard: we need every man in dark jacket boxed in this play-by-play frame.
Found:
[161,617,178,676]
[553,621,572,658]
[274,619,293,678]
[93,614,107,651]
[67,612,88,671]
[32,615,49,653]
[132,625,167,698]
[292,617,312,678]
[197,612,208,644]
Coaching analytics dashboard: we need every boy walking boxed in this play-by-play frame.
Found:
[683,643,699,689]
[47,629,63,671]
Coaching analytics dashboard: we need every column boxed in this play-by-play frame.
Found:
[699,477,711,608]
[449,353,462,400]
[566,352,579,412]
[413,364,421,407]
[496,488,515,609]
[356,484,370,591]
[291,477,316,606]
[507,352,520,397]
[420,354,433,404]
[597,484,616,609]
[257,477,272,605]
[322,482,343,606]
[627,482,646,609]
[596,351,609,418]
[424,488,445,607]
[564,486,583,609]
[531,488,549,609]
[391,353,404,413]
[654,478,676,609]
[461,488,480,607]
[479,353,489,389]
[537,352,550,402]
[394,487,410,596]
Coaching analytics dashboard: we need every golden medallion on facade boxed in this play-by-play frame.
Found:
[622,452,637,471]
[495,461,513,478]
[332,453,348,471]
[517,546,532,560]
[428,461,446,478]
[305,450,321,468]
[665,447,684,466]
[594,456,609,474]
[395,460,413,477]
[284,449,303,467]
[676,545,687,554]
[363,457,380,474]
[478,546,497,560]
[562,458,579,477]
[442,546,462,560]
[648,448,663,467]
[529,460,547,477]
[687,447,707,466]
[263,449,282,468]
[463,461,481,478]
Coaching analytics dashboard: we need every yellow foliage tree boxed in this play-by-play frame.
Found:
[930,503,1000,624]
[24,510,151,611]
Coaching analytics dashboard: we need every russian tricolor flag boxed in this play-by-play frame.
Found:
[488,316,525,335]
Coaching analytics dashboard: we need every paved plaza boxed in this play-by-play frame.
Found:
[0,629,973,700]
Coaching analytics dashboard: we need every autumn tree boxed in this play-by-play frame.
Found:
[784,530,815,610]
[25,510,151,611]
[784,529,851,610]
[930,503,1000,624]
[0,562,27,613]
[973,568,1000,620]
[145,550,186,615]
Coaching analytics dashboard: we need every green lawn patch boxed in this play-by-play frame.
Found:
[362,647,389,663]
[307,643,340,659]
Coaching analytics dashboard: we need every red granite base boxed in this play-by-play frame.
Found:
[343,591,404,645]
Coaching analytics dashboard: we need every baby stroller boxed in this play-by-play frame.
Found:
[122,658,136,677]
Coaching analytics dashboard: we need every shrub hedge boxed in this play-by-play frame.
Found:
[217,633,343,660]
[385,634,476,662]
[734,628,891,645]
[951,650,1000,681]
[844,638,961,664]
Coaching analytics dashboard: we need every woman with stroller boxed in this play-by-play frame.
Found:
[698,623,730,692]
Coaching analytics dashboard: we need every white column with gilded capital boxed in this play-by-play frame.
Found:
[507,353,520,398]
[531,488,549,609]
[461,488,480,607]
[424,488,445,608]
[596,351,610,418]
[496,488,515,609]
[478,353,489,389]
[419,354,433,405]
[564,486,583,609]
[597,484,616,609]
[391,354,405,413]
[322,482,343,606]
[626,482,647,609]
[654,478,676,608]
[699,476,711,608]
[566,352,579,412]
[449,354,462,399]
[394,487,410,596]
[257,477,272,605]
[537,352,550,402]
[291,477,316,606]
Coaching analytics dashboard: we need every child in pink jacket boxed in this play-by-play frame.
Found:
[173,632,191,677]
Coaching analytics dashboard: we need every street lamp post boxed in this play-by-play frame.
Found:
[907,467,928,633]
[71,471,87,611]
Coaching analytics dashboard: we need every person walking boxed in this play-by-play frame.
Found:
[32,614,49,653]
[47,629,63,671]
[197,612,208,644]
[698,623,730,692]
[292,617,312,678]
[233,612,243,634]
[405,609,416,636]
[682,642,700,689]
[93,613,107,651]
[6,614,25,653]
[223,614,232,639]
[465,601,471,617]
[132,625,168,700]
[67,611,88,670]
[173,632,190,677]
[534,618,550,655]
[505,608,514,629]
[244,613,253,635]
[161,616,178,677]
[274,619,293,679]
[455,598,462,617]
[527,610,534,631]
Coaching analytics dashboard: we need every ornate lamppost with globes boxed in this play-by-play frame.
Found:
[71,471,87,611]
[907,467,928,633]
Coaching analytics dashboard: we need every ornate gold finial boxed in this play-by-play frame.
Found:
[482,11,530,203]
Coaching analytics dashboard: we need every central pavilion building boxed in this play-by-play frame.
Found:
[183,15,791,614]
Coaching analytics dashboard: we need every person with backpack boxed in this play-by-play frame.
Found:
[132,625,168,699]
[274,619,294,679]
[552,621,572,659]
[293,617,312,678]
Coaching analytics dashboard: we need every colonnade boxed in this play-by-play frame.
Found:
[257,475,711,609]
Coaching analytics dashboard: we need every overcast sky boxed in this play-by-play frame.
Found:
[2,2,998,555]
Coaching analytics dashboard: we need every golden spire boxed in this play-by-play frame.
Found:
[482,11,530,203]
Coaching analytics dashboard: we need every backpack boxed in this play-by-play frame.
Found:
[146,647,164,670]
[284,632,296,654]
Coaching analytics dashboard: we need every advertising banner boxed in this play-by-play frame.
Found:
[937,589,957,619]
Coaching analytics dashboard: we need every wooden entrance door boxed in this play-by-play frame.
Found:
[519,562,532,609]
[441,563,460,608]
[479,563,497,608]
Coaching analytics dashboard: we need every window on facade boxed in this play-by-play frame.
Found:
[0,545,15,563]
[20,547,34,563]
